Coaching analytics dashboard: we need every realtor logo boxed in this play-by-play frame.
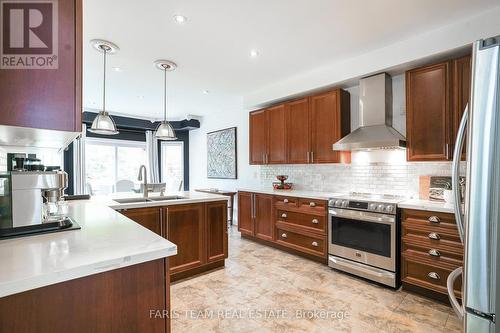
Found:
[0,0,58,69]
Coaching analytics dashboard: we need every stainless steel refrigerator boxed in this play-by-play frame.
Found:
[449,36,499,332]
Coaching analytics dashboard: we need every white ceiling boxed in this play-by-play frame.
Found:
[83,0,499,120]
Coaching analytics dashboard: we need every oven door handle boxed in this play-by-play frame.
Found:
[329,208,395,224]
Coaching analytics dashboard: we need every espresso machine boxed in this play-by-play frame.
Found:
[0,170,80,239]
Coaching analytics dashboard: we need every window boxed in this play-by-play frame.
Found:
[85,138,147,195]
[161,141,184,192]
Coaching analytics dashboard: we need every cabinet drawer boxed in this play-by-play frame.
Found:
[402,257,462,296]
[298,198,327,211]
[277,210,326,233]
[402,240,463,266]
[402,209,458,230]
[274,196,298,208]
[402,223,462,248]
[276,227,326,257]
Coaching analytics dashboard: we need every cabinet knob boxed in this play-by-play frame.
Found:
[311,218,319,224]
[283,199,289,203]
[428,249,441,257]
[311,241,318,247]
[428,232,441,240]
[427,272,440,280]
[309,202,316,207]
[428,216,441,223]
[281,213,287,219]
[281,233,287,238]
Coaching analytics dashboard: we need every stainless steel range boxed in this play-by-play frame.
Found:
[327,192,405,288]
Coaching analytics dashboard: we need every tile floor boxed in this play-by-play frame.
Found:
[171,227,463,333]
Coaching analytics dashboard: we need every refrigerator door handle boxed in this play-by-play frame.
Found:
[447,266,464,319]
[452,104,468,244]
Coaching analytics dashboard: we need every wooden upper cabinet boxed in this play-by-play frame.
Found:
[237,192,254,236]
[0,0,82,132]
[249,110,268,165]
[120,207,161,235]
[310,90,351,163]
[254,194,273,241]
[453,55,471,160]
[267,105,287,164]
[165,204,206,274]
[206,202,228,263]
[286,98,311,164]
[406,61,452,161]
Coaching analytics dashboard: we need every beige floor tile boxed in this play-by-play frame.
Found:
[170,227,461,333]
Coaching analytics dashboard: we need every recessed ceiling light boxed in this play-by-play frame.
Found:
[138,95,144,99]
[112,67,121,72]
[202,90,209,94]
[250,50,259,58]
[173,15,187,24]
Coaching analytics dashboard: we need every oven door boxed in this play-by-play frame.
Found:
[328,208,395,272]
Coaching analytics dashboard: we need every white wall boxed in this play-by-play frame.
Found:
[189,107,260,191]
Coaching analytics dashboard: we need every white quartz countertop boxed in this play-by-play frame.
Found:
[237,188,344,200]
[0,191,229,298]
[398,199,455,214]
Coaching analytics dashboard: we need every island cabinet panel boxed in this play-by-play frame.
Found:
[0,0,82,132]
[164,204,206,274]
[249,110,268,165]
[0,259,168,333]
[286,98,311,164]
[120,207,161,235]
[238,191,328,263]
[117,201,228,282]
[206,201,228,262]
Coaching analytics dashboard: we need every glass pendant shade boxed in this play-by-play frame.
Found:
[88,111,119,135]
[155,120,177,140]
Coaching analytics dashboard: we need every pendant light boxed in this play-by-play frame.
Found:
[154,60,177,140]
[88,39,119,135]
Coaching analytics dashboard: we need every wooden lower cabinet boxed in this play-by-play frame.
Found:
[401,209,464,301]
[0,259,170,333]
[238,191,328,263]
[165,204,206,274]
[118,201,228,282]
[120,207,161,235]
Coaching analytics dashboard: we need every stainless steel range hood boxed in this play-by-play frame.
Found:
[332,73,406,150]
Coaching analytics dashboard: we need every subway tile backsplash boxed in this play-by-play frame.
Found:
[0,147,6,172]
[260,151,464,198]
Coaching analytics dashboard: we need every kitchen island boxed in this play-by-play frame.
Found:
[0,191,229,333]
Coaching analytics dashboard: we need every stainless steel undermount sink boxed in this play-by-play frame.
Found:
[148,195,185,201]
[113,198,153,204]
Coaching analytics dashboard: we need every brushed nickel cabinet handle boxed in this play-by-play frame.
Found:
[281,213,287,218]
[428,232,440,240]
[306,152,310,163]
[428,272,440,280]
[311,241,318,247]
[310,151,314,163]
[428,249,441,257]
[281,233,287,238]
[309,202,316,207]
[428,216,441,223]
[312,218,319,224]
[283,199,289,204]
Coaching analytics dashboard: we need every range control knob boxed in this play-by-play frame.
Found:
[341,200,349,208]
[335,200,342,207]
[369,203,377,211]
[377,204,385,211]
[386,205,394,213]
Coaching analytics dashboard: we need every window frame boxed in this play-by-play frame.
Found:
[84,137,147,194]
[160,141,185,191]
